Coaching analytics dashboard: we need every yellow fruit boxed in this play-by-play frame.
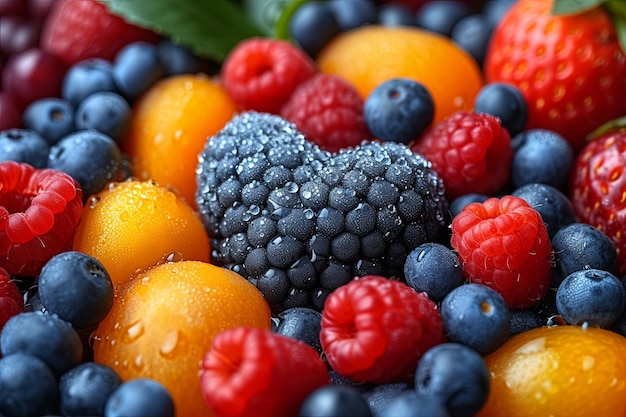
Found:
[72,180,210,287]
[477,325,626,417]
[93,260,272,417]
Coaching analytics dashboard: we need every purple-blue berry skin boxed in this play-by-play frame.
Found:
[361,383,409,415]
[275,307,323,354]
[0,311,82,376]
[441,283,510,356]
[104,378,175,417]
[377,391,451,417]
[298,385,373,417]
[289,2,341,58]
[62,58,118,107]
[510,129,574,190]
[552,223,617,279]
[364,78,434,144]
[415,0,473,37]
[414,343,490,417]
[328,0,377,31]
[47,129,121,202]
[22,98,75,145]
[157,39,214,76]
[474,82,528,137]
[556,269,626,328]
[404,243,463,302]
[0,353,59,417]
[482,0,517,31]
[449,193,489,218]
[113,42,165,101]
[59,362,122,417]
[451,14,492,66]
[509,309,543,337]
[533,288,558,326]
[38,251,114,330]
[0,128,49,168]
[377,4,415,27]
[511,183,576,239]
[75,91,131,142]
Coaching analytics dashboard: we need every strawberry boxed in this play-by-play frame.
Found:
[320,275,444,384]
[40,0,160,66]
[199,327,329,417]
[570,124,626,276]
[484,0,626,152]
[450,195,553,310]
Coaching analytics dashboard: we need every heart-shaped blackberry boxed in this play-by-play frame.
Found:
[196,112,449,312]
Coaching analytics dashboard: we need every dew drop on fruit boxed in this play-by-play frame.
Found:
[165,252,184,263]
[122,320,145,344]
[119,211,130,222]
[159,329,189,360]
[89,196,101,209]
[133,354,144,371]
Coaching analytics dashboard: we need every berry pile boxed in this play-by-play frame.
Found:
[2,0,626,416]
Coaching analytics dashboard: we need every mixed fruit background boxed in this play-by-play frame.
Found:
[2,0,626,416]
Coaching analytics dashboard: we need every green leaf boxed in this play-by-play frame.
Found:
[551,0,604,15]
[586,115,626,142]
[100,0,265,62]
[605,0,626,53]
[273,0,314,40]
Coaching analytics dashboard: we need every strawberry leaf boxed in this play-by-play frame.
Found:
[586,115,626,142]
[605,0,626,53]
[100,0,264,62]
[552,0,604,15]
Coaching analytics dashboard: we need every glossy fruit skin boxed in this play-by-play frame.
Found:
[484,0,626,152]
[404,242,464,302]
[200,327,329,417]
[377,391,451,417]
[552,223,617,278]
[0,266,22,333]
[104,378,175,417]
[0,92,22,131]
[112,42,165,101]
[508,309,542,337]
[440,283,510,355]
[0,128,49,167]
[22,97,75,145]
[364,78,434,144]
[476,325,626,417]
[415,343,490,417]
[289,2,341,58]
[570,129,626,276]
[59,362,122,416]
[299,385,374,417]
[328,0,377,31]
[450,14,492,67]
[450,196,552,309]
[320,275,444,384]
[157,39,213,76]
[473,83,528,137]
[61,57,118,107]
[361,382,410,416]
[75,91,131,142]
[274,306,323,354]
[415,0,473,37]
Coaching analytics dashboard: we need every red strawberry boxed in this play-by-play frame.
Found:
[320,275,444,384]
[200,326,329,417]
[570,126,626,276]
[484,0,626,152]
[40,0,160,65]
[411,111,512,199]
[0,161,83,276]
[450,195,553,310]
[281,73,372,153]
[0,266,23,335]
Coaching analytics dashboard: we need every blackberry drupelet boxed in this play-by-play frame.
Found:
[196,112,449,312]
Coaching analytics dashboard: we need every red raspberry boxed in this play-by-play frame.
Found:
[411,111,512,199]
[320,275,444,384]
[200,326,329,417]
[450,195,552,310]
[0,161,83,277]
[221,38,316,114]
[281,73,372,153]
[0,266,23,334]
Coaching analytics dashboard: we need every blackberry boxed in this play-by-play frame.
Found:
[196,112,449,312]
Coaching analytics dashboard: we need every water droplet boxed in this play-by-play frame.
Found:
[165,252,183,263]
[582,355,595,371]
[133,354,144,371]
[159,330,188,359]
[122,320,144,344]
[89,196,101,209]
[119,211,130,222]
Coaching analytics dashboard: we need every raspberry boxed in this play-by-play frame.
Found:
[450,195,552,310]
[200,327,329,417]
[0,266,23,332]
[281,73,372,153]
[411,111,512,199]
[221,38,316,114]
[320,275,444,384]
[0,161,83,276]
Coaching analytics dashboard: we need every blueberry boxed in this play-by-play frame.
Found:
[298,385,373,417]
[556,269,626,328]
[451,14,492,66]
[474,83,528,137]
[510,129,574,190]
[533,288,558,326]
[59,362,122,417]
[509,309,543,337]
[449,193,489,218]
[0,311,82,375]
[404,243,463,302]
[377,4,415,27]
[62,58,118,107]
[38,251,114,330]
[113,42,164,101]
[157,39,213,76]
[441,283,510,355]
[47,129,122,201]
[376,390,450,417]
[415,0,473,37]
[415,343,490,417]
[289,2,341,58]
[275,307,323,353]
[328,0,377,31]
[0,128,49,167]
[0,353,58,417]
[364,78,434,144]
[22,98,75,145]
[104,378,175,417]
[75,91,131,142]
[552,223,617,278]
[361,383,409,415]
[511,183,576,239]
[482,0,517,31]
